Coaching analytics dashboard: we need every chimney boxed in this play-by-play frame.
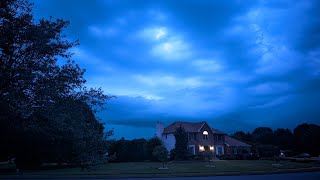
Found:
[156,121,164,138]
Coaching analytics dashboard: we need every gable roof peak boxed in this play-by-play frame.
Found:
[163,121,210,134]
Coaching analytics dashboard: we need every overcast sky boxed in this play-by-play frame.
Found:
[32,0,320,139]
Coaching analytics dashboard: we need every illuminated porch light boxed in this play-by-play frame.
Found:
[199,145,205,151]
[210,146,214,151]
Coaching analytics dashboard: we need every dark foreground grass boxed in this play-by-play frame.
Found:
[1,160,320,178]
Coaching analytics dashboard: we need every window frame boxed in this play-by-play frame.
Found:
[233,148,238,154]
[203,131,209,140]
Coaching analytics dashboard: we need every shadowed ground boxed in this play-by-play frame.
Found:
[1,172,320,180]
[1,160,320,178]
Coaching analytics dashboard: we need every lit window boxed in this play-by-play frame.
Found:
[203,131,208,140]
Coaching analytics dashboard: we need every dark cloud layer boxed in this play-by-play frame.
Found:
[33,0,320,139]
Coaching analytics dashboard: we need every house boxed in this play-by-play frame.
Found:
[156,121,251,156]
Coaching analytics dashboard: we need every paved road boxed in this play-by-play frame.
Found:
[111,172,318,180]
[2,172,320,180]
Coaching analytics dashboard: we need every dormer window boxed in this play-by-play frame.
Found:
[203,131,208,140]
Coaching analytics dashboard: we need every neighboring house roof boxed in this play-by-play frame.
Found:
[163,121,225,135]
[224,136,251,147]
[212,128,227,135]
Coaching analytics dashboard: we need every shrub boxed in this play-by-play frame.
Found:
[152,145,169,168]
[169,148,176,161]
[193,155,205,161]
[108,153,118,163]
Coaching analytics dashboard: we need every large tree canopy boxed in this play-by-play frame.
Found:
[0,0,108,116]
[0,0,112,167]
[293,123,320,156]
[252,127,274,145]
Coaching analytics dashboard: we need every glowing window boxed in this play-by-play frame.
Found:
[203,131,208,140]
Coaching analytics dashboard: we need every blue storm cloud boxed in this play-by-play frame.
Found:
[32,0,320,139]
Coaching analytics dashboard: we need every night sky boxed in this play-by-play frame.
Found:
[32,0,320,139]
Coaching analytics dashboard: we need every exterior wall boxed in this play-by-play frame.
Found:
[195,123,216,154]
[196,123,215,146]
[224,145,232,155]
[184,123,227,155]
[156,122,164,138]
[213,134,225,145]
[156,122,175,152]
[162,133,175,152]
[157,121,250,156]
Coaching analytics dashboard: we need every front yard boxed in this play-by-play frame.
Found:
[1,160,320,178]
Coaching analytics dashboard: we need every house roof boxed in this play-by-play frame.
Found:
[212,128,227,135]
[163,121,205,134]
[163,121,226,135]
[224,136,251,147]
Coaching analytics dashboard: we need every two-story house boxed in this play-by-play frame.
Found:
[156,121,251,156]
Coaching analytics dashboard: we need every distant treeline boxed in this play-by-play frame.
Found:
[231,123,320,156]
[107,123,320,162]
[107,137,162,162]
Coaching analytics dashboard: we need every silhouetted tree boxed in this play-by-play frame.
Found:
[174,126,188,160]
[107,138,159,162]
[128,139,147,161]
[145,137,162,161]
[246,132,253,143]
[231,131,252,143]
[252,127,274,144]
[232,131,246,140]
[257,145,280,158]
[274,128,293,150]
[293,123,320,156]
[116,138,130,162]
[0,0,112,168]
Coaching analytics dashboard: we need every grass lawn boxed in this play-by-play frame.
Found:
[1,160,320,178]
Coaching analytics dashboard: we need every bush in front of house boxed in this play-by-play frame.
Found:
[152,145,169,168]
[145,137,163,161]
[193,155,205,161]
[257,145,280,158]
[169,149,176,161]
[107,137,163,162]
